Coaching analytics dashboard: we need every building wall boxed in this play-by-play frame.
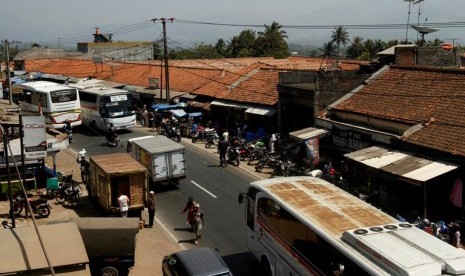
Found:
[77,43,154,62]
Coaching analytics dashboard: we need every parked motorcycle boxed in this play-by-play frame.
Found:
[255,153,280,172]
[12,193,51,218]
[205,133,219,148]
[166,124,182,142]
[227,145,241,166]
[270,160,296,178]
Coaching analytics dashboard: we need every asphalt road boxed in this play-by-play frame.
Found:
[68,124,267,275]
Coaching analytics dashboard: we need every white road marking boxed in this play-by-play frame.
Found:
[156,217,186,250]
[191,180,217,198]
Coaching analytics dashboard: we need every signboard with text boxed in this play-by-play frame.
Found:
[23,115,47,159]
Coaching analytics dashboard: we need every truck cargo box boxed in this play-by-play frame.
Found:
[127,135,186,185]
[88,153,148,216]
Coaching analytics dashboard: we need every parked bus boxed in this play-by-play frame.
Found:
[70,80,136,131]
[15,81,82,129]
[238,176,465,276]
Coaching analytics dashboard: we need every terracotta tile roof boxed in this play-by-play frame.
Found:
[25,56,362,108]
[334,65,465,157]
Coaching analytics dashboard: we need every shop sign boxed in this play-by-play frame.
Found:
[332,125,370,151]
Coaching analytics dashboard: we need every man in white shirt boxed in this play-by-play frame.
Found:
[117,192,130,218]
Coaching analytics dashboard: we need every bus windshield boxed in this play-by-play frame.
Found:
[101,94,134,117]
[50,89,78,103]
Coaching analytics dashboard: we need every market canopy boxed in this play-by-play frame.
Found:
[344,146,458,183]
[151,103,179,111]
[211,100,277,116]
[169,109,187,118]
[289,127,329,141]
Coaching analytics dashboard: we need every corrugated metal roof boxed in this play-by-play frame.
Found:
[344,146,458,182]
[289,127,329,140]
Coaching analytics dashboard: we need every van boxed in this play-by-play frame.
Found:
[162,247,233,276]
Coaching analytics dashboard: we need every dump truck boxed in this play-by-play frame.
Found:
[88,152,148,217]
[69,217,140,276]
[127,135,186,188]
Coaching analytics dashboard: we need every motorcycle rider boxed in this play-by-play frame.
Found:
[63,119,72,142]
[106,123,117,144]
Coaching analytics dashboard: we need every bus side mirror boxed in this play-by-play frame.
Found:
[238,193,244,204]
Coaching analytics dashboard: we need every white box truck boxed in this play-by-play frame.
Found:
[127,135,186,186]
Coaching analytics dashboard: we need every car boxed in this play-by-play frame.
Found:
[162,247,233,276]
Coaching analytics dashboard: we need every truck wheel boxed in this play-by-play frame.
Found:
[101,266,119,276]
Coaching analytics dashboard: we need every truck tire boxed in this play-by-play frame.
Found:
[101,266,119,276]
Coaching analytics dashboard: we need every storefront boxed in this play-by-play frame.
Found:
[344,146,460,221]
[287,127,329,169]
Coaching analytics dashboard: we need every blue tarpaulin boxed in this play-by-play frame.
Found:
[188,112,202,117]
[151,104,179,111]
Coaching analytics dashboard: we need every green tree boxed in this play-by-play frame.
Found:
[255,21,289,58]
[226,29,256,58]
[346,36,364,59]
[330,26,349,60]
[319,41,337,58]
[425,38,444,47]
[215,39,227,57]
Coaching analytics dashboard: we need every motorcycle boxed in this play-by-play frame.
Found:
[12,193,51,218]
[105,131,120,147]
[270,160,296,178]
[227,144,241,166]
[48,174,81,207]
[166,124,182,142]
[205,132,219,148]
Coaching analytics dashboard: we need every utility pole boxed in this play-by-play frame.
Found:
[152,18,174,104]
[4,40,12,105]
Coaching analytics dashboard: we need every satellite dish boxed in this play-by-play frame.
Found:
[411,25,438,34]
[411,25,439,45]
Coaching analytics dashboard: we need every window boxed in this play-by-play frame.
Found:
[257,197,367,275]
[50,89,77,103]
[79,91,98,103]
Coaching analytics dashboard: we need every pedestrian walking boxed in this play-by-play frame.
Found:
[117,192,130,218]
[147,191,156,228]
[218,136,229,167]
[181,196,196,230]
[191,203,205,245]
[141,108,148,127]
[148,109,155,128]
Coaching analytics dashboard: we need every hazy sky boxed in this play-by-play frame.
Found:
[2,0,465,48]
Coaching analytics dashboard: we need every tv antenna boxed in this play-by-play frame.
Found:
[404,0,415,42]
[413,0,425,40]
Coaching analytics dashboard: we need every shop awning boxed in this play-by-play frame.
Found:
[211,100,277,116]
[289,127,329,140]
[151,103,179,111]
[169,109,187,118]
[188,112,202,117]
[344,146,458,183]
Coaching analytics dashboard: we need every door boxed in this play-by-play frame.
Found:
[153,155,169,181]
[169,151,186,178]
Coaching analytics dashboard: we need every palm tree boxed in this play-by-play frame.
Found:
[346,36,364,59]
[319,41,337,58]
[256,21,288,58]
[330,26,349,61]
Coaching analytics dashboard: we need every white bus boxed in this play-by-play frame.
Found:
[238,176,465,276]
[70,81,136,131]
[15,81,82,129]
